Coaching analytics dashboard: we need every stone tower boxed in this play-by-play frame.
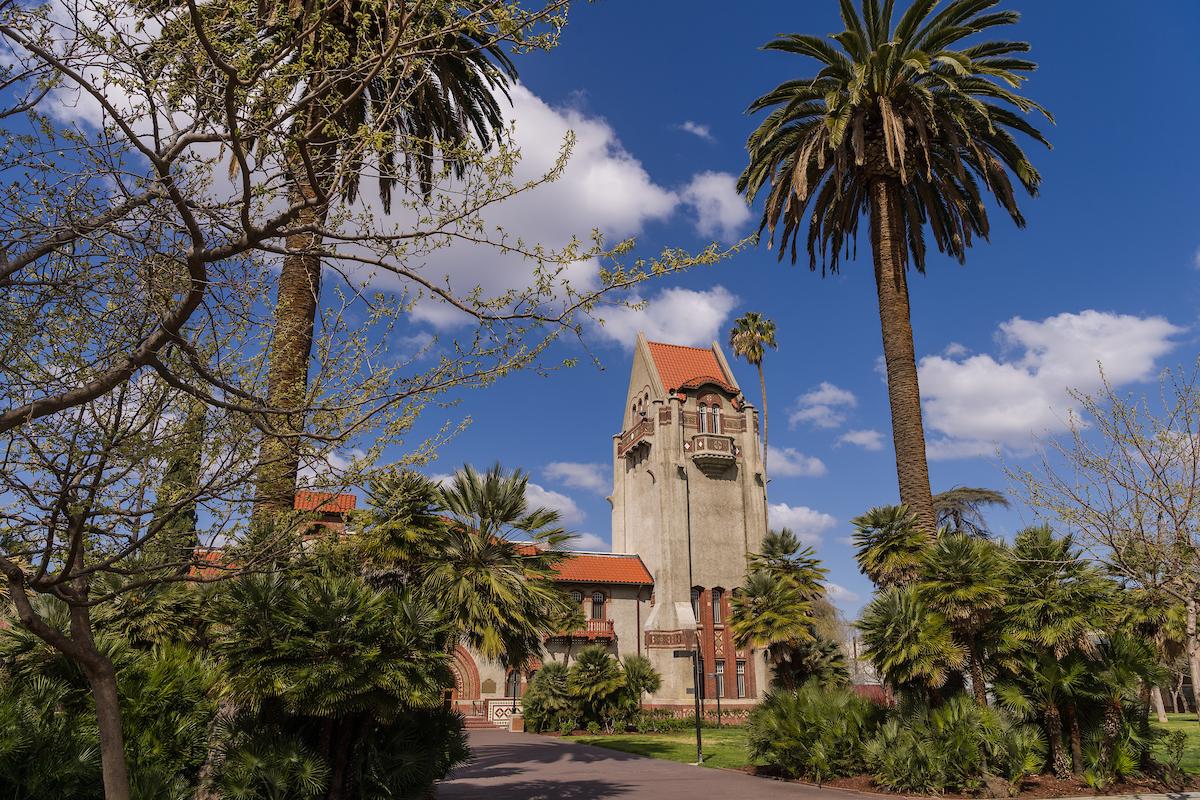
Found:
[610,333,770,704]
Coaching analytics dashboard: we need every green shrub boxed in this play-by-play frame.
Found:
[864,694,1044,794]
[354,707,470,800]
[747,681,879,784]
[585,721,602,735]
[522,662,574,734]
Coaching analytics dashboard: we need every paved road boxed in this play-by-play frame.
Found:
[437,729,879,800]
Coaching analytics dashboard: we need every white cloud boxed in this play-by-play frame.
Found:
[942,342,969,358]
[524,481,586,526]
[596,285,737,349]
[839,429,885,451]
[679,121,715,142]
[919,310,1182,459]
[680,171,751,241]
[767,503,837,545]
[1194,246,1200,270]
[825,582,861,605]
[767,447,827,477]
[544,461,608,494]
[789,382,857,428]
[569,532,610,551]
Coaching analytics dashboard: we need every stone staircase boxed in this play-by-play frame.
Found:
[463,714,501,730]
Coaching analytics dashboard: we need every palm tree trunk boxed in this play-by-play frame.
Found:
[758,361,769,488]
[1065,701,1083,775]
[253,178,328,517]
[967,641,987,707]
[868,178,936,533]
[1045,703,1070,779]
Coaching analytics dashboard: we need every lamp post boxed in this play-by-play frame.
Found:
[679,464,702,766]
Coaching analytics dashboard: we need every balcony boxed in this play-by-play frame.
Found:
[617,418,654,458]
[686,433,738,476]
[550,619,616,641]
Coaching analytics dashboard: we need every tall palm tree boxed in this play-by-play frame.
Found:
[750,528,827,598]
[729,312,778,480]
[917,533,1010,706]
[933,486,1010,537]
[738,0,1052,531]
[731,571,816,661]
[233,2,518,514]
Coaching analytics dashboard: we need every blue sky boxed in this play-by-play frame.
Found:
[379,0,1200,616]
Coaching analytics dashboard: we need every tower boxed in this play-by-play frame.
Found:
[610,333,769,704]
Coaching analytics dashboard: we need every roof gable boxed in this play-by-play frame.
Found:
[644,340,737,394]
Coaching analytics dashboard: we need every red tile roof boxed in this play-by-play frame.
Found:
[645,341,736,394]
[294,491,357,514]
[552,552,653,585]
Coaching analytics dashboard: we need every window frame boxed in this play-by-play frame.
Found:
[590,591,606,621]
[711,588,723,624]
[735,660,747,699]
[715,659,725,698]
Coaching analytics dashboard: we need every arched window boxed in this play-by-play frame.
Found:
[505,670,521,697]
[591,591,606,621]
[711,405,722,434]
[698,404,709,433]
[711,588,724,624]
[690,587,702,622]
[570,590,583,605]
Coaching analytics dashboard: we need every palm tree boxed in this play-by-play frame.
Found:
[738,0,1052,531]
[729,312,778,480]
[994,653,1089,778]
[620,655,662,713]
[750,528,827,598]
[917,533,1010,706]
[228,2,518,514]
[567,646,626,727]
[933,486,1010,537]
[851,505,929,586]
[731,571,815,681]
[857,585,965,699]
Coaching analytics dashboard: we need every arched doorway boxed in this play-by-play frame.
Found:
[447,646,481,715]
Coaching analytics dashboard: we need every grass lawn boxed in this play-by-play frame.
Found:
[1151,712,1200,774]
[572,727,754,769]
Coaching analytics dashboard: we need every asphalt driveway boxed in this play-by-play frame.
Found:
[437,729,879,800]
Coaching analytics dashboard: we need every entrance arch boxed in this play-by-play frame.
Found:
[449,646,481,701]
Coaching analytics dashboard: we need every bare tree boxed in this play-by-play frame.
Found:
[1012,365,1200,722]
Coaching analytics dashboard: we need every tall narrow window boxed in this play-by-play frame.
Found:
[712,405,722,434]
[715,659,726,698]
[591,591,605,621]
[698,404,709,433]
[711,588,723,624]
[570,590,582,605]
[736,661,747,698]
[690,587,701,622]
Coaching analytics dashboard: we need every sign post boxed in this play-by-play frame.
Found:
[673,648,703,765]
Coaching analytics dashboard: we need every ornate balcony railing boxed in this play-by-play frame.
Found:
[686,433,738,475]
[549,619,615,640]
[617,418,654,457]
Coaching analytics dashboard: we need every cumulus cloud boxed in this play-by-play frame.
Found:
[920,310,1182,459]
[597,285,738,349]
[544,461,608,494]
[767,447,827,477]
[825,582,861,606]
[767,503,837,545]
[839,429,885,451]
[679,171,751,241]
[524,482,586,526]
[789,382,858,428]
[570,532,610,551]
[1194,246,1200,270]
[679,121,715,142]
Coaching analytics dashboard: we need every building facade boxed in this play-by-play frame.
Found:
[458,334,770,720]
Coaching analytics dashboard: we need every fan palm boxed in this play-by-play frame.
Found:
[150,0,519,513]
[567,646,626,725]
[750,528,828,598]
[917,533,1010,705]
[857,584,965,697]
[728,312,778,479]
[993,653,1089,778]
[851,504,930,586]
[932,486,1009,537]
[731,571,815,662]
[620,655,662,712]
[738,0,1052,531]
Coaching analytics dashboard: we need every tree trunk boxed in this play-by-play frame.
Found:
[1187,596,1200,723]
[1045,703,1070,779]
[1151,685,1168,724]
[1065,702,1084,775]
[968,642,987,707]
[253,179,328,517]
[868,178,935,532]
[758,362,769,490]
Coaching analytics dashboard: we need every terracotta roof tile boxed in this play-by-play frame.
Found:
[552,552,653,585]
[294,491,357,513]
[645,341,735,394]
